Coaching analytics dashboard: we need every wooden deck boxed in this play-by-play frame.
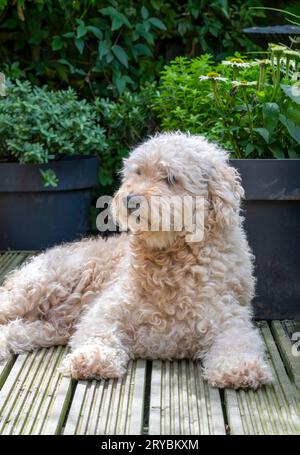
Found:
[0,252,299,435]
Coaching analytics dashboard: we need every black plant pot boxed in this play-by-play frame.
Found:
[242,25,300,47]
[0,156,99,251]
[230,159,300,320]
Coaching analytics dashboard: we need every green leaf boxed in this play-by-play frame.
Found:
[74,38,84,55]
[58,59,75,73]
[256,146,264,157]
[215,0,229,19]
[112,45,128,67]
[52,36,64,51]
[63,32,75,39]
[76,23,87,39]
[254,127,270,143]
[269,145,285,159]
[51,62,68,82]
[99,6,131,31]
[279,114,300,145]
[40,169,58,188]
[286,104,300,126]
[288,148,300,158]
[245,143,255,156]
[111,16,124,31]
[209,23,222,38]
[148,17,167,30]
[106,51,114,64]
[133,43,152,57]
[86,26,103,40]
[98,40,110,58]
[141,6,149,19]
[115,76,126,94]
[281,84,300,105]
[262,102,279,135]
[138,29,154,44]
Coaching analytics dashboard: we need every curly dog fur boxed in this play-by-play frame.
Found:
[0,133,272,389]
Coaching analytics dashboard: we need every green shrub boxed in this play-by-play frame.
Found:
[154,55,222,141]
[155,48,300,158]
[0,0,264,98]
[0,79,107,185]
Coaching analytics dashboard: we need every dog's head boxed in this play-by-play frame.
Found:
[112,132,243,248]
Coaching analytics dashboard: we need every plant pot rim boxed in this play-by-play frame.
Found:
[0,155,99,192]
[230,158,300,200]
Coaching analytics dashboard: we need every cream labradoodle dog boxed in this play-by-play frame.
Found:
[0,133,272,389]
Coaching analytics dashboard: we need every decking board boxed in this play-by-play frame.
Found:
[0,252,299,435]
[0,346,73,435]
[148,359,226,435]
[271,320,300,388]
[225,322,300,435]
[64,360,147,435]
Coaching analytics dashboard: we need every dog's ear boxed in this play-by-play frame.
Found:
[207,161,244,228]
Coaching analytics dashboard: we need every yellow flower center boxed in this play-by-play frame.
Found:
[207,71,220,78]
[229,58,244,64]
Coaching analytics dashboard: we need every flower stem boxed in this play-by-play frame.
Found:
[242,87,253,140]
[271,54,282,101]
[211,80,223,109]
[258,63,266,91]
[285,57,290,78]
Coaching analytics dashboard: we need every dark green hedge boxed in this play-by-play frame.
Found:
[0,0,264,98]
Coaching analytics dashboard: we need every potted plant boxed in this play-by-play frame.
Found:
[0,79,106,250]
[154,47,300,320]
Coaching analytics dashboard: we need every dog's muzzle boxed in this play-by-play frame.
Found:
[123,194,143,214]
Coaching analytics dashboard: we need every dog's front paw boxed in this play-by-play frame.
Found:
[203,357,273,390]
[61,345,129,380]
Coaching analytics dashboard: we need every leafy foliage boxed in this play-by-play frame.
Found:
[154,48,300,159]
[0,0,264,98]
[95,82,158,186]
[154,56,222,141]
[0,79,107,185]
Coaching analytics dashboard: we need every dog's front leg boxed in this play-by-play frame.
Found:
[61,286,132,380]
[201,307,272,390]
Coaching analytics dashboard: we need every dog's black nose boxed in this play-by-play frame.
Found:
[124,194,142,213]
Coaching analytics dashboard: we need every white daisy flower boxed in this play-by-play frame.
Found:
[257,59,271,66]
[231,80,257,87]
[199,72,228,82]
[268,44,287,56]
[222,58,253,68]
[283,49,300,61]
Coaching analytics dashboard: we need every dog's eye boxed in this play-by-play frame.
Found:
[136,169,141,176]
[164,175,177,185]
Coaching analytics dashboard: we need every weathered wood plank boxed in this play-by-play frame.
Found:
[225,322,300,435]
[271,320,300,388]
[64,360,146,435]
[283,320,298,338]
[0,347,73,434]
[0,252,14,275]
[126,360,147,434]
[0,252,30,284]
[149,359,225,435]
[149,361,162,435]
